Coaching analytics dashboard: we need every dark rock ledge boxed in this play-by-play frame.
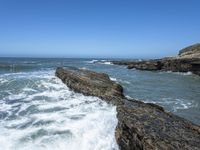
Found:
[56,67,200,150]
[110,43,200,76]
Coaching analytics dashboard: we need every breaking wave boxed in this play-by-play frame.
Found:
[86,60,113,65]
[0,70,118,150]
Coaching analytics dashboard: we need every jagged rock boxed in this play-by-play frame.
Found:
[56,67,200,150]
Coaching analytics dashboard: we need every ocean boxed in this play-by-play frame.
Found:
[0,58,200,150]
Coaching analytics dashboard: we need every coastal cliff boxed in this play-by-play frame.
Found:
[111,43,200,76]
[56,67,200,150]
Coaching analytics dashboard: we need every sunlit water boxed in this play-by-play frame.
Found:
[0,58,200,149]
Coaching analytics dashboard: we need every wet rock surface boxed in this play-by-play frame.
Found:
[110,43,200,76]
[56,67,200,150]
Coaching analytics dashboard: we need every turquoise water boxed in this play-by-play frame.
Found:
[0,58,200,150]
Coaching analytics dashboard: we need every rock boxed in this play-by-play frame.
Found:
[111,43,200,76]
[111,61,135,66]
[111,60,163,71]
[127,60,162,71]
[55,67,124,105]
[161,57,200,74]
[178,43,200,58]
[56,67,200,150]
[116,99,200,150]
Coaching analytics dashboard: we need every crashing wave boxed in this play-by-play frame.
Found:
[0,70,118,150]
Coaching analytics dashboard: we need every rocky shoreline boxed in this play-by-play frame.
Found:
[110,43,200,76]
[56,67,200,150]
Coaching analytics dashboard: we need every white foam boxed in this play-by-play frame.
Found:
[175,71,193,76]
[110,78,130,85]
[87,60,98,64]
[121,80,130,84]
[162,71,193,76]
[110,77,117,82]
[98,60,113,65]
[86,59,113,65]
[0,70,118,150]
[0,78,8,84]
[143,97,196,112]
[101,61,112,65]
[79,67,88,70]
[125,95,133,99]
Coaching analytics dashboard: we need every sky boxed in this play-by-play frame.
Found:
[0,0,200,58]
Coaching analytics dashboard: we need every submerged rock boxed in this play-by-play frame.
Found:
[56,67,200,150]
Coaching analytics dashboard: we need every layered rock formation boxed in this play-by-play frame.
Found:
[178,43,200,58]
[56,67,200,150]
[55,67,124,105]
[111,43,200,76]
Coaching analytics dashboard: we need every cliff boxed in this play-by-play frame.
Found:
[56,67,200,150]
[178,43,200,58]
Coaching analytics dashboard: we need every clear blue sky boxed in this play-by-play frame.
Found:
[0,0,200,58]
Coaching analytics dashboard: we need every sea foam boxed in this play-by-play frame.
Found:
[0,70,118,150]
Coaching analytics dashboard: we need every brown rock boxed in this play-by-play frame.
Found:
[56,67,200,150]
[110,43,200,76]
[56,67,124,105]
[127,60,162,71]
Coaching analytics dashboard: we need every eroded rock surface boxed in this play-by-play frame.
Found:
[56,67,200,150]
[56,67,124,105]
[116,99,200,150]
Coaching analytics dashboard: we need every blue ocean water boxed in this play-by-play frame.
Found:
[0,58,200,150]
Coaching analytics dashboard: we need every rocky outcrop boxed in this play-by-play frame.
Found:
[161,57,200,75]
[127,60,162,71]
[116,99,200,150]
[55,67,124,105]
[111,61,135,66]
[56,67,200,150]
[111,43,200,76]
[178,43,200,58]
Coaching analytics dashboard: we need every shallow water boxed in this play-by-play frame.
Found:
[0,58,200,149]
